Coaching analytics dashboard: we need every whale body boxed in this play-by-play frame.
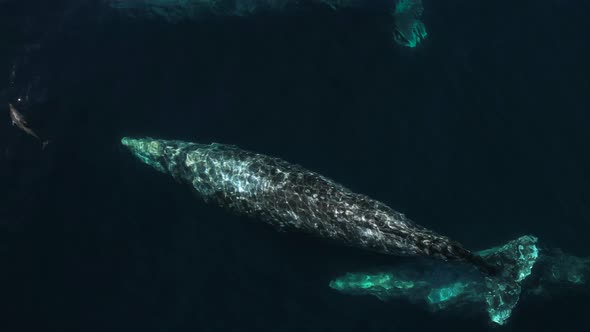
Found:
[122,137,495,274]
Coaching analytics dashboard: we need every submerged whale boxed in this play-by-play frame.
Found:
[122,137,496,274]
[106,0,428,48]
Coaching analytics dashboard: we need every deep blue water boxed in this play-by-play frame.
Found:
[1,1,589,331]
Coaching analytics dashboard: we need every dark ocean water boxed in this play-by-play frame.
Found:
[1,0,589,331]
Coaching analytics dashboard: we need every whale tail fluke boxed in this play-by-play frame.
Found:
[475,235,540,325]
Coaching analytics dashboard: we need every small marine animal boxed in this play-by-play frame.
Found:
[8,103,49,149]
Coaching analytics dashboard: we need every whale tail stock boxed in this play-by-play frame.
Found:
[411,231,501,277]
[463,251,502,277]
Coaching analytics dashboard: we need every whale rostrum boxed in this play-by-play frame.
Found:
[121,137,496,274]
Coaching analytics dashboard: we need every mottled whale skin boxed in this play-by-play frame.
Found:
[122,137,493,273]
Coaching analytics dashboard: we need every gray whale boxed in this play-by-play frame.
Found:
[122,137,495,274]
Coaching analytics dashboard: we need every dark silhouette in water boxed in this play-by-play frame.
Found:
[8,103,49,149]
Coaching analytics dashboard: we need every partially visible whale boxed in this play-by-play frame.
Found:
[106,0,427,48]
[122,137,496,275]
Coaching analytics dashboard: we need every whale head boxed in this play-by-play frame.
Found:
[121,137,168,173]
